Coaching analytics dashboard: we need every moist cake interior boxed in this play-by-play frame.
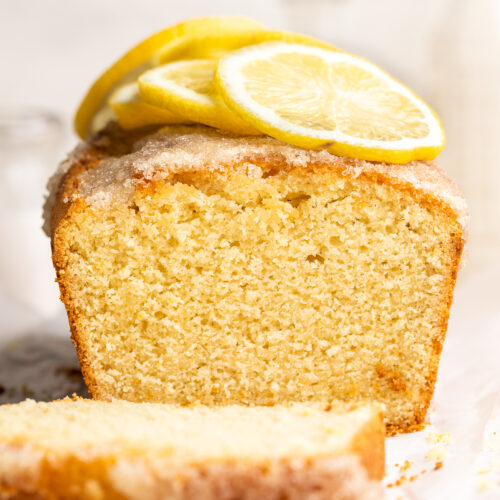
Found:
[58,145,462,431]
[0,399,375,461]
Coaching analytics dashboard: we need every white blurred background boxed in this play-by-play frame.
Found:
[0,0,498,316]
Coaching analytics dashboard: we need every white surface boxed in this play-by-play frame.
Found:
[0,264,499,498]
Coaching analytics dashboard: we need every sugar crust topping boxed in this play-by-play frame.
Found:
[44,124,468,235]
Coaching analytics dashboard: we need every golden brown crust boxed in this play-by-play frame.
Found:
[48,123,466,433]
[51,199,102,400]
[2,456,383,500]
[349,406,385,479]
[0,401,385,500]
[1,454,126,500]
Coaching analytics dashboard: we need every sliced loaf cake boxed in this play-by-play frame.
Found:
[0,398,384,500]
[45,123,467,433]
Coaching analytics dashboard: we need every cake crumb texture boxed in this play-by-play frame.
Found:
[49,124,465,433]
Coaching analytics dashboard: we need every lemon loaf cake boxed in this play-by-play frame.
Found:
[44,123,467,434]
[0,399,384,500]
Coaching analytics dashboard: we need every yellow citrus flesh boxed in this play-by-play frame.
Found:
[215,42,445,163]
[155,29,340,63]
[139,59,260,135]
[109,82,188,130]
[74,16,264,138]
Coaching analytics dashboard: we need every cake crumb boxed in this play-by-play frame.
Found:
[399,460,412,472]
[387,475,407,488]
[427,430,452,445]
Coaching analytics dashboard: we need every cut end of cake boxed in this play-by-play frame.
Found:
[49,124,466,434]
[0,398,384,500]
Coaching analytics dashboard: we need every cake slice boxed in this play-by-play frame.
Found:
[45,123,467,434]
[0,399,384,500]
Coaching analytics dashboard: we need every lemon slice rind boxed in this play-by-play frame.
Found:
[215,42,445,163]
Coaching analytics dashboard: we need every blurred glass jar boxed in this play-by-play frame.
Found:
[0,109,65,316]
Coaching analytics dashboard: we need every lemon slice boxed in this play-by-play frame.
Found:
[74,16,263,138]
[108,82,188,130]
[215,42,445,163]
[155,29,339,63]
[139,59,260,135]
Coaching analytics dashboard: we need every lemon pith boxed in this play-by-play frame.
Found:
[74,16,264,138]
[215,42,445,163]
[139,60,260,135]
